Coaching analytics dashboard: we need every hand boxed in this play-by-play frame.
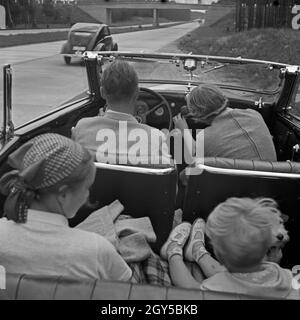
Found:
[98,108,105,116]
[173,113,189,132]
[265,246,283,264]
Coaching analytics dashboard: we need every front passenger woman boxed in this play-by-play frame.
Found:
[173,84,277,162]
[0,133,132,281]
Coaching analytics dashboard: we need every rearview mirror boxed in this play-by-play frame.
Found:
[183,58,197,72]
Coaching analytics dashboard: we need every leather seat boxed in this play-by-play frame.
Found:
[203,157,300,173]
[183,157,300,221]
[2,273,298,300]
[69,162,178,253]
[182,157,300,267]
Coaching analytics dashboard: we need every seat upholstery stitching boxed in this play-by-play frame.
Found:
[15,274,26,300]
[89,279,98,300]
[229,112,262,160]
[165,287,168,300]
[288,160,292,173]
[128,282,133,300]
[52,276,62,300]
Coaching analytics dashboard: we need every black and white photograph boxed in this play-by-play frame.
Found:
[0,0,300,306]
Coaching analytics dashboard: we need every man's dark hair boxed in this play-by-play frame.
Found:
[101,60,138,102]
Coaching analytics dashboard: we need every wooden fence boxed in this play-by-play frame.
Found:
[236,0,300,31]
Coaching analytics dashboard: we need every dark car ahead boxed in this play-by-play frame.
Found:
[60,22,118,65]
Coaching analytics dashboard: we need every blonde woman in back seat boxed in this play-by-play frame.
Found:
[160,197,298,299]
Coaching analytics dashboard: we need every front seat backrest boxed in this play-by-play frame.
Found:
[182,157,300,267]
[70,162,178,253]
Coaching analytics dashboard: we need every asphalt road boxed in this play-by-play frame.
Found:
[0,22,198,128]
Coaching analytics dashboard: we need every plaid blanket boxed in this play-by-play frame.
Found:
[127,208,207,287]
[129,252,205,286]
[129,252,172,286]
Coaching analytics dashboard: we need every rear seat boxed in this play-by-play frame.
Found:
[2,273,298,300]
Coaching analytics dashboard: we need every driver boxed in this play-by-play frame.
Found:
[72,60,172,167]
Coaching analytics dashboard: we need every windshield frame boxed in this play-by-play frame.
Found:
[85,51,290,96]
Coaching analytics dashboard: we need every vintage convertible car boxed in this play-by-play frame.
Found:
[60,23,118,65]
[0,51,300,300]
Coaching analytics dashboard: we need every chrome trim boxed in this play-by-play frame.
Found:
[63,53,84,58]
[139,79,281,96]
[84,51,290,68]
[285,65,300,74]
[94,162,175,175]
[1,64,14,147]
[83,51,98,60]
[195,164,300,179]
[0,136,19,155]
[15,96,90,133]
[254,97,264,109]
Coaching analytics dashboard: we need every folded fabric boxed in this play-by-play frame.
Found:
[76,200,123,246]
[116,217,157,243]
[76,200,157,263]
[118,233,152,263]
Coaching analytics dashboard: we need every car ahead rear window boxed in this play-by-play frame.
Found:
[72,32,96,37]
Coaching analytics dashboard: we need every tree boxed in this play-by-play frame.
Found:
[0,0,14,27]
[9,0,38,28]
[42,0,55,18]
[28,0,38,28]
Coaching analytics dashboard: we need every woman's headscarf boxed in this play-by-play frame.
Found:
[0,133,89,223]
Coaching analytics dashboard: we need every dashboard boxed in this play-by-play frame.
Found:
[136,88,276,131]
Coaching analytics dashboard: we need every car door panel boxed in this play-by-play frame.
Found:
[273,73,300,161]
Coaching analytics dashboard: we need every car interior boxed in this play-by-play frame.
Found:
[1,66,300,299]
[69,162,178,253]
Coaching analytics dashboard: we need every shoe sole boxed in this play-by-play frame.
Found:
[184,218,205,262]
[160,222,191,260]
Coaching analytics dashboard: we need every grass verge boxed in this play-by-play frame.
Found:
[178,10,300,65]
[174,10,300,90]
[0,31,68,48]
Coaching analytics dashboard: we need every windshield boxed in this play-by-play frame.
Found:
[0,56,89,128]
[102,55,283,94]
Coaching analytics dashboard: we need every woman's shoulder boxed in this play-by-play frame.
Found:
[230,107,264,120]
[66,226,113,250]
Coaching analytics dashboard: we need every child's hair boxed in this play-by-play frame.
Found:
[205,197,282,271]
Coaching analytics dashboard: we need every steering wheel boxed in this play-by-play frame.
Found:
[137,87,173,131]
